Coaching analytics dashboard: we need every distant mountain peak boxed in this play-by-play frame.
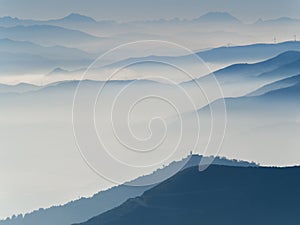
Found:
[255,18,264,24]
[196,11,241,23]
[48,67,69,75]
[60,13,97,23]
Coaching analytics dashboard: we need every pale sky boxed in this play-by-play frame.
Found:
[0,0,299,23]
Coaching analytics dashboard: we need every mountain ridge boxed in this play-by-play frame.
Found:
[0,155,257,225]
[74,165,300,225]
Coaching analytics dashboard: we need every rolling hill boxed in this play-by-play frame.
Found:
[0,38,94,74]
[0,38,94,60]
[0,155,257,225]
[74,165,300,225]
[248,74,300,96]
[0,83,41,94]
[197,41,300,63]
[0,25,102,47]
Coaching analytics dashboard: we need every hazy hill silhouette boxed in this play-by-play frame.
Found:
[0,155,257,225]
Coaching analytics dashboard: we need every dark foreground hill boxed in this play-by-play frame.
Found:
[0,155,256,225]
[76,165,300,225]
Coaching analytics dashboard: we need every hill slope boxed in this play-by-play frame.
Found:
[197,41,300,63]
[0,25,101,47]
[248,74,300,96]
[76,165,300,225]
[0,155,256,225]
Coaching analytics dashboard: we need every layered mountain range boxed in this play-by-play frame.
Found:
[0,11,300,224]
[1,43,300,224]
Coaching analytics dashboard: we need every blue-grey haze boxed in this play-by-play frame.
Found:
[0,0,299,23]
